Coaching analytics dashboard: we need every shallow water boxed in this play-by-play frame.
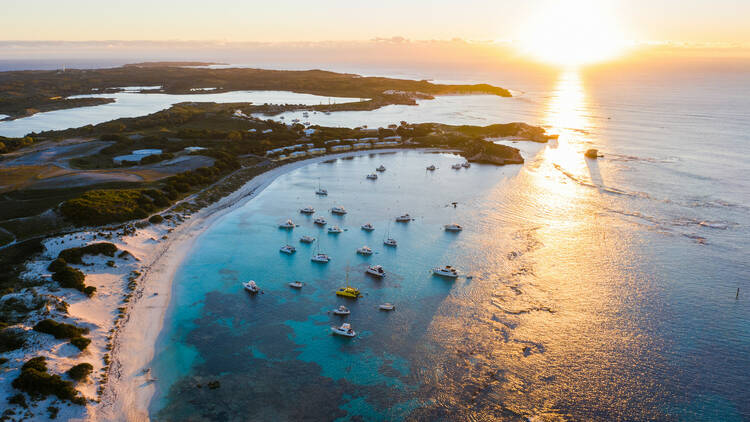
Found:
[148,65,750,421]
[0,90,360,137]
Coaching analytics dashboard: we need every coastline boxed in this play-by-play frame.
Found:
[96,147,456,421]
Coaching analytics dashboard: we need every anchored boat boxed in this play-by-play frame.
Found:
[331,322,356,337]
[432,265,459,278]
[366,265,386,278]
[242,280,260,294]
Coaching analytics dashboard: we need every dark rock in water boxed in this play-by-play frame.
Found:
[585,149,600,159]
[207,380,220,389]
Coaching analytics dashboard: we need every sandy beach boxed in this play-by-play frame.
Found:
[84,148,452,421]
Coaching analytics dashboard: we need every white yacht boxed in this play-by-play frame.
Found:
[280,244,296,254]
[361,223,375,231]
[451,163,462,170]
[332,305,350,316]
[462,162,471,168]
[331,322,356,337]
[314,217,327,226]
[288,281,304,289]
[366,265,386,278]
[366,173,378,180]
[242,280,260,294]
[327,225,343,234]
[300,206,315,214]
[376,165,386,172]
[302,111,309,117]
[432,265,459,278]
[279,219,295,229]
[356,246,373,255]
[426,165,436,171]
[444,223,463,232]
[379,303,395,311]
[395,214,412,222]
[311,253,331,263]
[315,179,328,196]
[300,235,316,243]
[331,206,347,215]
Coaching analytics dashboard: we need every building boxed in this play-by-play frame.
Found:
[382,135,402,142]
[352,143,371,150]
[374,141,401,148]
[359,137,379,142]
[324,139,341,145]
[308,148,326,155]
[247,128,257,133]
[290,151,307,158]
[262,129,273,134]
[330,145,352,152]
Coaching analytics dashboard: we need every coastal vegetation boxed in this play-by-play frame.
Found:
[66,363,94,382]
[57,242,118,264]
[11,356,86,405]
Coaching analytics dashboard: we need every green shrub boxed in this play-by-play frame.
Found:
[12,357,85,405]
[33,319,89,339]
[52,266,86,290]
[47,257,68,273]
[0,328,26,352]
[8,393,27,408]
[83,286,97,297]
[60,190,159,226]
[48,406,59,419]
[58,243,118,264]
[148,214,164,224]
[0,357,9,365]
[70,336,91,351]
[67,363,93,381]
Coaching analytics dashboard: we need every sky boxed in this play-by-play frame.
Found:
[2,0,750,44]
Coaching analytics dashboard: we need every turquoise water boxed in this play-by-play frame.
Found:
[150,65,750,420]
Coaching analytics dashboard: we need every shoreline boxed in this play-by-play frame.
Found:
[96,147,456,421]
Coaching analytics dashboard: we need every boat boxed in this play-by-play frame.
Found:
[302,111,309,117]
[336,286,361,298]
[280,244,296,254]
[376,165,386,172]
[279,219,295,229]
[361,223,375,231]
[444,223,463,232]
[331,322,356,337]
[395,214,411,222]
[332,305,350,315]
[383,238,398,247]
[328,225,343,234]
[379,303,395,311]
[314,217,327,225]
[366,173,378,180]
[432,265,459,278]
[426,165,436,171]
[451,163,462,170]
[311,253,331,263]
[331,206,347,215]
[366,265,386,278]
[242,280,260,294]
[300,206,315,214]
[288,281,304,289]
[356,246,373,255]
[300,235,316,243]
[462,162,471,168]
[315,178,328,196]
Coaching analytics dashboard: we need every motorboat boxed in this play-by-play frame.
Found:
[426,165,436,171]
[331,206,347,215]
[462,162,471,168]
[279,219,295,229]
[328,225,343,234]
[444,223,463,232]
[332,305,350,315]
[331,322,356,337]
[383,238,397,247]
[395,214,412,222]
[336,286,361,298]
[356,246,373,255]
[314,217,327,226]
[288,281,304,289]
[366,265,386,278]
[451,163,462,170]
[280,244,296,254]
[379,303,395,311]
[300,235,316,243]
[311,253,331,263]
[361,223,375,231]
[432,265,459,278]
[242,280,260,294]
[300,206,315,214]
[366,173,378,180]
[302,111,309,117]
[376,165,386,172]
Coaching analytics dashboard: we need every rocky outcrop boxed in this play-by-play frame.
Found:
[461,140,524,165]
[584,149,601,159]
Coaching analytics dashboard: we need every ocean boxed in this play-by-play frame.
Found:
[146,64,750,420]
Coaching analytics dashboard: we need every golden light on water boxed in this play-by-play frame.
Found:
[516,0,627,66]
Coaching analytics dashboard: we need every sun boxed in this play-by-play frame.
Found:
[516,0,627,66]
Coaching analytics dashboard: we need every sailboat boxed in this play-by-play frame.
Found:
[383,221,397,247]
[311,238,331,263]
[336,265,361,298]
[315,178,328,196]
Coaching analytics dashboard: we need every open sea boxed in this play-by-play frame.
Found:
[146,64,750,421]
[4,60,749,420]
